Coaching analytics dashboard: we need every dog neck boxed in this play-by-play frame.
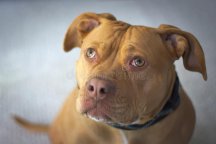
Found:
[108,75,180,130]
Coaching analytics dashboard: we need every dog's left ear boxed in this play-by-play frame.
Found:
[63,12,116,52]
[158,24,207,80]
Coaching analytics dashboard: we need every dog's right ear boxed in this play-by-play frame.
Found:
[63,12,116,52]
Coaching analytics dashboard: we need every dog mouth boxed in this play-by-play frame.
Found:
[83,105,140,127]
[78,97,110,122]
[81,101,114,123]
[78,88,137,124]
[84,106,112,123]
[80,100,137,125]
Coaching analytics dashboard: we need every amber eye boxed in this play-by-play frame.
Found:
[131,57,145,67]
[86,48,96,58]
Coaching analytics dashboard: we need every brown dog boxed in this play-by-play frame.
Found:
[15,12,207,144]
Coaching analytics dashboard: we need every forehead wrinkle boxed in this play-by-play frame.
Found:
[99,21,129,50]
[124,43,147,54]
[94,22,129,69]
[123,26,158,53]
[126,46,136,53]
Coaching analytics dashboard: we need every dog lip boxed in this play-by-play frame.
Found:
[80,98,97,114]
[83,104,113,123]
[81,105,96,115]
[86,108,112,122]
[79,97,114,123]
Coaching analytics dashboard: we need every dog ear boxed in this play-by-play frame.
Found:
[158,24,207,80]
[63,12,116,52]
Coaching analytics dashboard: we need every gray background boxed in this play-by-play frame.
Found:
[0,0,216,143]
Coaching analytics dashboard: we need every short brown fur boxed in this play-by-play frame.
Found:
[15,12,207,144]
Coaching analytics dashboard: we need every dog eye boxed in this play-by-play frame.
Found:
[131,57,145,67]
[86,48,96,58]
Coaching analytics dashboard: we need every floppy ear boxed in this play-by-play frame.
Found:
[158,24,207,80]
[63,12,116,52]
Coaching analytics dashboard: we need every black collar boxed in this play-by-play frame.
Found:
[108,75,180,130]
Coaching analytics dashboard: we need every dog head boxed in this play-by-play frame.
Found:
[64,12,207,125]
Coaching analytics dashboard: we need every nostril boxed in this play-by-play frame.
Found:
[88,85,94,92]
[99,88,106,94]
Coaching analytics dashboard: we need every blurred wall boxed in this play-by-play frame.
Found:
[0,0,216,143]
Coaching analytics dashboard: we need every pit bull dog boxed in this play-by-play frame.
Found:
[15,12,207,144]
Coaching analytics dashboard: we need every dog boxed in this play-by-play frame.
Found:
[14,12,207,144]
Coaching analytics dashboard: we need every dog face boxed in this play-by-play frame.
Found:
[64,13,207,125]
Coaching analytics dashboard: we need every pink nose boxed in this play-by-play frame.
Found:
[87,78,115,100]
